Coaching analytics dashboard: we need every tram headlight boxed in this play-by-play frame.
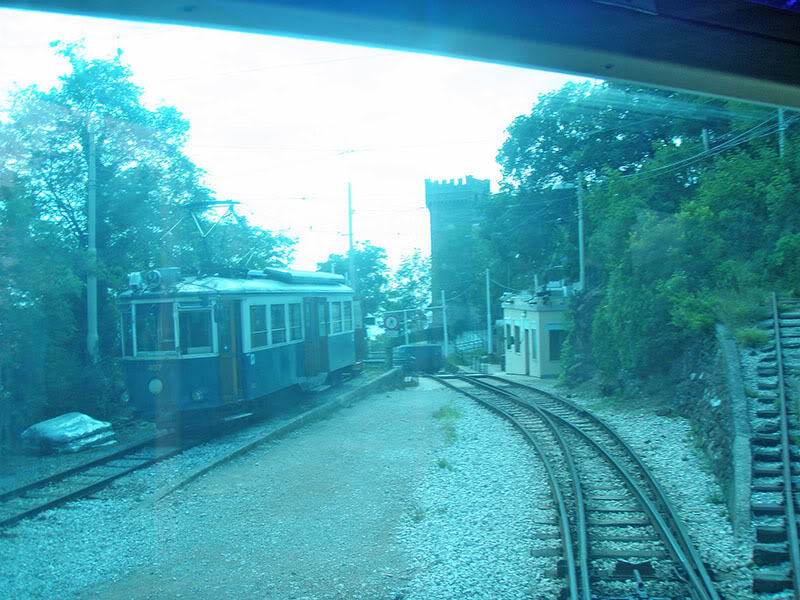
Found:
[148,378,164,395]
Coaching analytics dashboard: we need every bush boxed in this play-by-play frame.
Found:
[711,288,770,329]
[736,327,770,348]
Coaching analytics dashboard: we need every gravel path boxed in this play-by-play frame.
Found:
[1,379,546,600]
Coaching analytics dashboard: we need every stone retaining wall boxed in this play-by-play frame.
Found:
[672,326,750,536]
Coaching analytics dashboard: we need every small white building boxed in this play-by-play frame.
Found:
[501,282,570,378]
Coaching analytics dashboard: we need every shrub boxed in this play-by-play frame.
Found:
[736,327,770,348]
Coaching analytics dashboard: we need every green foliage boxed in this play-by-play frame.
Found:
[385,249,431,311]
[433,405,462,420]
[440,422,457,446]
[0,42,294,444]
[744,386,759,398]
[436,457,454,471]
[735,327,770,348]
[490,78,798,386]
[433,403,461,446]
[409,504,426,522]
[317,241,389,314]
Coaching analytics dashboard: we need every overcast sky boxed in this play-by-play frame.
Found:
[0,8,584,269]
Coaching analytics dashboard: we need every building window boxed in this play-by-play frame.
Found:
[505,324,512,349]
[135,302,175,353]
[179,309,212,354]
[271,304,287,344]
[250,304,268,348]
[549,329,567,361]
[331,301,342,333]
[343,301,353,331]
[531,328,537,360]
[514,325,520,353]
[289,303,302,341]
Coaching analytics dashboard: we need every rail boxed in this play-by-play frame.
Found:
[772,292,800,600]
[430,373,720,600]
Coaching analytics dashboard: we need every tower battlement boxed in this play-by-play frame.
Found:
[425,175,490,208]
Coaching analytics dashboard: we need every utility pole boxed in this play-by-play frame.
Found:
[778,108,785,158]
[86,118,98,363]
[702,128,710,152]
[441,290,448,358]
[347,182,357,293]
[486,268,492,355]
[578,177,585,290]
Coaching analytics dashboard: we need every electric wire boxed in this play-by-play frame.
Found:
[622,113,798,181]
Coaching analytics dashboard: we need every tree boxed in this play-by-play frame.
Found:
[0,42,294,441]
[317,241,389,314]
[490,77,794,388]
[385,250,431,311]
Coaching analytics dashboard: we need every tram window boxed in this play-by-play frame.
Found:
[250,304,268,348]
[331,302,342,333]
[343,302,353,331]
[289,303,302,341]
[135,303,175,353]
[318,305,327,337]
[179,310,212,355]
[271,304,287,344]
[121,309,133,357]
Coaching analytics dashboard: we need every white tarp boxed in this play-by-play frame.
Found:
[21,412,117,454]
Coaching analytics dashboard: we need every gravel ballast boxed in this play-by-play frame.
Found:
[508,375,753,599]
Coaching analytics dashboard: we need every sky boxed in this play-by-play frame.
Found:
[0,8,583,269]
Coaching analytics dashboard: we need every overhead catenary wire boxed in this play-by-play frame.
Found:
[621,113,798,181]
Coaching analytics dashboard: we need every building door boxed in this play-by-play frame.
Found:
[524,329,530,376]
[217,300,242,404]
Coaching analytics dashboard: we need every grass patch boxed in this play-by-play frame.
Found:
[437,457,455,470]
[712,287,770,329]
[433,404,462,446]
[744,386,759,398]
[441,422,457,446]
[707,491,725,505]
[735,327,770,348]
[409,504,426,522]
[433,405,462,420]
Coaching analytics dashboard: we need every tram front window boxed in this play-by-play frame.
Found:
[179,309,212,355]
[135,303,175,353]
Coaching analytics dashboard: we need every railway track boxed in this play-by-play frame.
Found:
[749,293,800,597]
[0,434,188,528]
[430,373,719,600]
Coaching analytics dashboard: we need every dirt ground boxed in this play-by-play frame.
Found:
[80,379,452,600]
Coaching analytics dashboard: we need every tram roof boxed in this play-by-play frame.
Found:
[120,275,354,300]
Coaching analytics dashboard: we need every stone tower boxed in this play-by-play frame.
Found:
[425,175,491,330]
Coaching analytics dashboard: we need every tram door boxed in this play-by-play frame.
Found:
[217,300,242,404]
[316,298,330,373]
[303,298,330,377]
[303,299,319,376]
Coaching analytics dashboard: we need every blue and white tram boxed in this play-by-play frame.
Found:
[119,267,360,426]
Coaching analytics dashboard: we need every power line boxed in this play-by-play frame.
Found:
[621,113,798,181]
[491,278,524,292]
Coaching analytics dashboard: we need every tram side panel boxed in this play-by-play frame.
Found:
[123,357,221,422]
